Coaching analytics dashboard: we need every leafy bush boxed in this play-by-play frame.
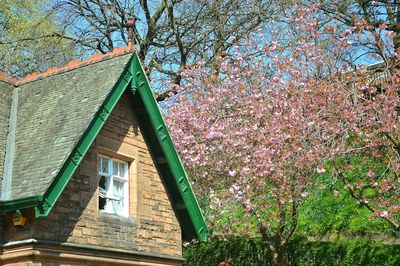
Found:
[184,237,400,266]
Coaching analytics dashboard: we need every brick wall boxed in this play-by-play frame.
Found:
[1,91,182,259]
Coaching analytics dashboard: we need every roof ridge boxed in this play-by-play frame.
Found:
[0,47,132,87]
[0,73,18,86]
[17,47,133,85]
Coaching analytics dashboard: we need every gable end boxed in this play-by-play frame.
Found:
[0,53,209,242]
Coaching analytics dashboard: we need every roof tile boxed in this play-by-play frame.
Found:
[9,53,133,199]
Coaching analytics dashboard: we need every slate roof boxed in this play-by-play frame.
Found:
[13,53,131,199]
[0,50,209,242]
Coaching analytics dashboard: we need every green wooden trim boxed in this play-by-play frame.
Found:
[131,54,209,242]
[0,195,43,213]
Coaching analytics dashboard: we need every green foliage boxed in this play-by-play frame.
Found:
[184,237,400,266]
[0,0,76,77]
[294,239,400,266]
[184,238,271,266]
[362,187,378,199]
[297,179,392,237]
[296,149,398,238]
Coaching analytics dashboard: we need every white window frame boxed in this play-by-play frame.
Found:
[98,155,129,217]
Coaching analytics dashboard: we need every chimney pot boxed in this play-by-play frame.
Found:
[125,18,135,51]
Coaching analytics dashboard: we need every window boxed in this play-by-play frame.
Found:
[98,155,129,216]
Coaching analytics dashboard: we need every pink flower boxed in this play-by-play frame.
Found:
[206,131,222,140]
[367,170,375,178]
[301,192,308,198]
[316,166,326,174]
[385,31,395,39]
[343,29,353,36]
[333,190,339,196]
[379,23,387,30]
[228,170,237,177]
[245,204,252,212]
[380,211,388,218]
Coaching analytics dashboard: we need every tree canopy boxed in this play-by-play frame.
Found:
[0,0,75,77]
[166,2,400,264]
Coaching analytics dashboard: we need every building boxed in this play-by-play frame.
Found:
[0,47,208,265]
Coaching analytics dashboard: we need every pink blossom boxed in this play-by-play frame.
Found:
[316,166,326,174]
[343,29,353,37]
[228,170,237,177]
[380,211,388,218]
[245,204,252,212]
[379,23,387,30]
[165,5,400,241]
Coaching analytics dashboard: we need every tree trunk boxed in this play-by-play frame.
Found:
[270,247,285,266]
[262,238,285,266]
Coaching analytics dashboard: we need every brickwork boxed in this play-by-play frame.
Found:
[0,91,182,264]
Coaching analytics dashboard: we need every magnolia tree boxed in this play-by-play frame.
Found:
[166,2,400,265]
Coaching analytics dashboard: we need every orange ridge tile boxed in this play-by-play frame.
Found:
[0,72,18,85]
[15,46,133,85]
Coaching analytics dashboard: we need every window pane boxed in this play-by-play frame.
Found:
[112,199,123,213]
[112,179,124,214]
[119,163,125,178]
[113,180,124,197]
[113,161,119,176]
[101,158,109,173]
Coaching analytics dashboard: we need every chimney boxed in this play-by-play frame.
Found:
[125,18,135,51]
